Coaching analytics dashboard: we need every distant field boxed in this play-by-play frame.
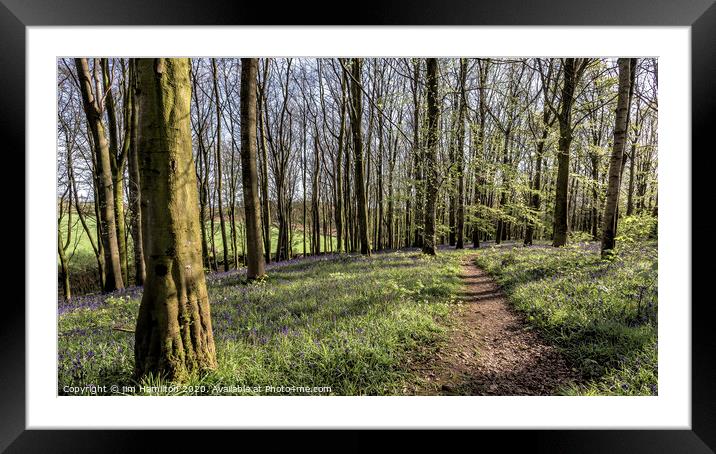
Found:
[58,213,337,294]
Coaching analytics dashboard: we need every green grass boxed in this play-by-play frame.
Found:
[206,223,338,260]
[59,213,337,267]
[57,230,658,396]
[58,212,337,294]
[473,241,658,396]
[58,250,466,395]
[57,214,100,269]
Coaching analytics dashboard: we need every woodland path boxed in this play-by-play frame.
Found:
[414,255,579,395]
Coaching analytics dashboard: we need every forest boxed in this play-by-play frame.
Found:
[57,57,658,396]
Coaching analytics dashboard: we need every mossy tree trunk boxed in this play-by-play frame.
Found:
[422,58,439,256]
[553,58,589,247]
[74,58,124,292]
[240,58,266,280]
[134,58,217,381]
[601,58,633,255]
[347,58,371,256]
[127,60,146,285]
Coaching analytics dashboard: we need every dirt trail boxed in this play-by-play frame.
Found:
[414,255,579,395]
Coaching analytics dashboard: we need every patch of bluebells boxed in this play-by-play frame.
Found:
[58,286,143,315]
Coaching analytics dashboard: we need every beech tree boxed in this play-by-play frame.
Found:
[134,58,217,380]
[257,59,273,262]
[347,58,371,255]
[211,58,230,271]
[454,58,468,249]
[422,58,439,255]
[553,58,591,247]
[601,58,633,255]
[74,58,124,291]
[100,58,129,284]
[240,58,266,279]
[126,60,146,285]
[525,59,560,246]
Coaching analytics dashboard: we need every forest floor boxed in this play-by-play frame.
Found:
[57,239,657,396]
[413,255,578,395]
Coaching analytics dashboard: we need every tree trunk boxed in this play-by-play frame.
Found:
[590,151,600,240]
[626,140,637,216]
[553,58,584,247]
[473,60,488,249]
[525,128,547,246]
[212,59,230,271]
[334,68,346,253]
[448,92,457,247]
[348,58,371,255]
[455,58,467,249]
[58,229,71,302]
[127,60,146,285]
[101,59,129,285]
[74,58,124,291]
[311,130,321,255]
[257,60,272,263]
[91,165,107,290]
[601,58,632,255]
[422,58,439,255]
[191,68,212,270]
[376,100,385,251]
[411,60,424,248]
[134,58,217,381]
[239,58,266,280]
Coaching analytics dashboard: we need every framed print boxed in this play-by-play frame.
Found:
[4,0,714,451]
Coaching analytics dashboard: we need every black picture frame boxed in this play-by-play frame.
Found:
[4,0,714,451]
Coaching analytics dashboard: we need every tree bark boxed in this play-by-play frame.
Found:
[472,59,488,248]
[257,60,272,263]
[190,66,212,270]
[348,58,371,255]
[601,58,632,255]
[412,59,424,248]
[626,143,636,216]
[553,58,587,247]
[590,151,600,240]
[134,58,217,381]
[240,58,266,280]
[455,58,468,249]
[334,67,346,253]
[211,59,230,271]
[525,128,547,246]
[101,59,129,285]
[74,58,124,291]
[127,60,146,285]
[422,58,439,255]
